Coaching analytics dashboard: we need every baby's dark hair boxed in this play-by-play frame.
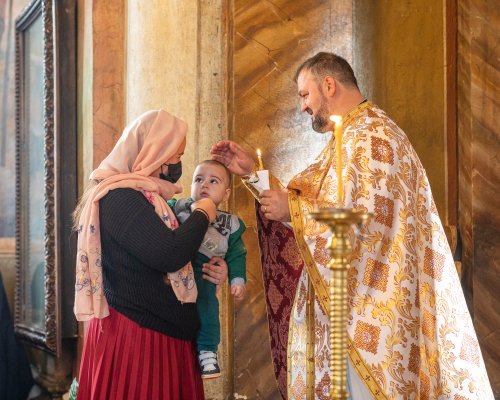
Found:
[198,159,232,186]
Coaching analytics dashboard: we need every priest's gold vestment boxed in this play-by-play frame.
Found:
[280,102,494,399]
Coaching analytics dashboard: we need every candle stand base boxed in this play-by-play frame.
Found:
[308,208,372,400]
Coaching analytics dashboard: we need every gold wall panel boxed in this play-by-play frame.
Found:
[353,0,447,221]
[231,1,353,398]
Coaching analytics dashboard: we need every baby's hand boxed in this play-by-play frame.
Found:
[231,284,246,299]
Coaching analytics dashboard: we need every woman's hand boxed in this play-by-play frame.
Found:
[191,198,217,223]
[210,140,255,176]
[202,256,228,294]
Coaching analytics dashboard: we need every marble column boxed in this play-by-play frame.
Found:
[77,0,125,180]
[125,1,227,398]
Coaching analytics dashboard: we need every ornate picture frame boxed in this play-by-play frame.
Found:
[14,0,77,355]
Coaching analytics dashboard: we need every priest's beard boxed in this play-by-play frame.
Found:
[311,97,330,133]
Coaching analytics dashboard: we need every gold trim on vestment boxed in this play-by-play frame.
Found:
[306,279,316,399]
[289,192,330,316]
[285,255,317,400]
[348,339,388,399]
[343,100,372,126]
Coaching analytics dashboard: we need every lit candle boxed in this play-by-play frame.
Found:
[257,148,264,170]
[330,115,343,205]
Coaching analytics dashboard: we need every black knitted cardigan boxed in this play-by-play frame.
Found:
[99,188,209,340]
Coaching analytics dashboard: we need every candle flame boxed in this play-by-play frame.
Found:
[257,149,262,157]
[330,115,342,124]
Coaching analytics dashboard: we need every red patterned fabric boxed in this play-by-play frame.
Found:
[256,206,303,399]
[77,308,205,400]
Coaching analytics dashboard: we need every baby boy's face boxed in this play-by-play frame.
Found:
[191,163,230,206]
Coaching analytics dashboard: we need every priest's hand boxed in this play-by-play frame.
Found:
[259,189,291,222]
[210,140,255,176]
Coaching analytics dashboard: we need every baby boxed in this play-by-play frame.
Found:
[169,159,247,379]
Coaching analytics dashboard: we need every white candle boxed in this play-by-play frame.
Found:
[257,148,264,170]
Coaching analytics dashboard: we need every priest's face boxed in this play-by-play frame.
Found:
[297,70,332,133]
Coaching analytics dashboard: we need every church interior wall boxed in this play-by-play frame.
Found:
[353,0,447,222]
[457,0,500,392]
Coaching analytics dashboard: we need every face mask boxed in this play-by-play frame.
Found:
[160,161,182,183]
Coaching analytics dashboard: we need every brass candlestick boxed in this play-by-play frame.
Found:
[308,208,372,400]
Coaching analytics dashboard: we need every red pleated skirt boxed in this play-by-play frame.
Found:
[76,308,205,400]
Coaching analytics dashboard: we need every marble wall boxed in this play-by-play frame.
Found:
[458,0,500,394]
[353,0,447,222]
[231,1,352,398]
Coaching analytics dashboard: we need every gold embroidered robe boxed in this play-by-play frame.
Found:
[280,102,493,399]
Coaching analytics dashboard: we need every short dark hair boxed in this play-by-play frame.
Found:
[199,159,232,186]
[294,52,358,88]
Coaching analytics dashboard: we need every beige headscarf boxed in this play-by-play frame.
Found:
[74,109,197,322]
